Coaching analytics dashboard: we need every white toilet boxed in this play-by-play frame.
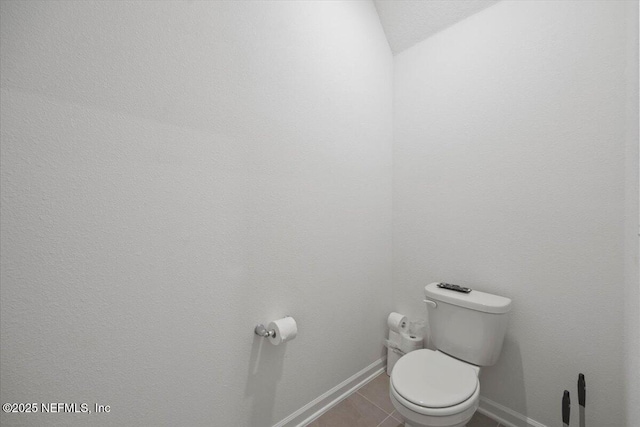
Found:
[389,282,512,427]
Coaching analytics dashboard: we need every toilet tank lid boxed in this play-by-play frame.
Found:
[424,282,512,314]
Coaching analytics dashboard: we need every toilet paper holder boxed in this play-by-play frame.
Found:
[254,324,276,338]
[254,315,292,339]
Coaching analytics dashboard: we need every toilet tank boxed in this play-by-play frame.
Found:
[424,282,512,366]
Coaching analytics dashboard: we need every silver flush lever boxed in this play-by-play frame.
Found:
[423,299,437,308]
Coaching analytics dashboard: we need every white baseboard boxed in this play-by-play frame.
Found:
[478,397,547,427]
[272,357,386,427]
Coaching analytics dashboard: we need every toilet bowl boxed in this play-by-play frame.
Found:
[389,349,480,427]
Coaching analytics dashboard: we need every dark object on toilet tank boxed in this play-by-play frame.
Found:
[437,282,472,293]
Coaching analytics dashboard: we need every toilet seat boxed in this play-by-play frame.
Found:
[391,349,479,416]
[390,379,480,418]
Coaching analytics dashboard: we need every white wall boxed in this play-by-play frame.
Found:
[393,1,636,426]
[0,1,393,426]
[623,2,640,423]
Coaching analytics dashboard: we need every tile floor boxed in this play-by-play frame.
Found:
[306,372,504,427]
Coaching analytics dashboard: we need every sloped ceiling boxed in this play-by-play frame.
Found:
[374,0,500,54]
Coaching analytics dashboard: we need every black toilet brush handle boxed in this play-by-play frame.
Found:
[562,390,571,427]
[578,373,586,427]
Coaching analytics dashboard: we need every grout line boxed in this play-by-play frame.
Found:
[355,389,394,418]
[375,413,392,427]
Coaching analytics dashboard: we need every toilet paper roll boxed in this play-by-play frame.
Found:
[387,312,408,334]
[268,317,297,345]
[409,320,427,340]
[400,332,423,354]
[408,321,426,348]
